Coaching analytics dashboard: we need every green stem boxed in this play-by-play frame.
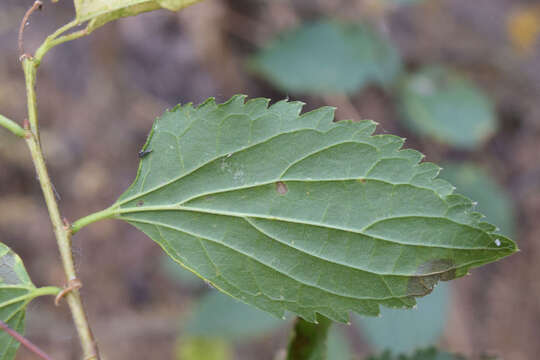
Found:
[34,20,78,64]
[23,60,38,136]
[71,205,118,235]
[22,57,101,360]
[35,28,89,64]
[287,315,332,360]
[0,114,25,137]
[32,286,62,298]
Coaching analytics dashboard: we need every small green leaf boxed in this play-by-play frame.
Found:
[440,163,515,237]
[355,283,450,353]
[399,66,497,149]
[74,0,202,32]
[250,21,402,94]
[114,96,516,323]
[366,347,466,360]
[176,336,233,360]
[0,243,57,360]
[185,291,284,341]
[287,316,332,360]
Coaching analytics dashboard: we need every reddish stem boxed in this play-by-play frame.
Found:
[0,319,53,360]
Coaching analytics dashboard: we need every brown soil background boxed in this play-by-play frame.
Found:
[0,0,539,359]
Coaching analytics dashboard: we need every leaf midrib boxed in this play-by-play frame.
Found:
[121,214,505,281]
[118,205,504,252]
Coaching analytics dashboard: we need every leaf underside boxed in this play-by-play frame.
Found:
[115,95,516,323]
[0,243,36,360]
[74,0,202,32]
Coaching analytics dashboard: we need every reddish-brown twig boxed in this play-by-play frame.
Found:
[18,0,43,59]
[0,319,53,360]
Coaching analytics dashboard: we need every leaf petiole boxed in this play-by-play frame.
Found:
[71,205,119,234]
[0,114,25,138]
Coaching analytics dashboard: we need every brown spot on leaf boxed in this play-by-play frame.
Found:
[406,259,456,297]
[136,201,144,207]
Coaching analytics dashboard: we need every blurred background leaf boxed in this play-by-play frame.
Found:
[398,66,497,150]
[185,291,285,341]
[175,337,233,360]
[440,163,515,238]
[365,347,466,360]
[385,0,425,6]
[355,283,450,354]
[327,326,355,360]
[250,20,402,95]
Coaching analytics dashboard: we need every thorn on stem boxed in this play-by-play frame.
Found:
[55,278,82,306]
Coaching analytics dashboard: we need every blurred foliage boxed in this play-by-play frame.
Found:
[366,347,465,360]
[250,20,401,94]
[252,19,497,152]
[185,291,285,341]
[355,283,450,354]
[440,163,515,237]
[175,337,233,360]
[327,326,354,360]
[388,0,424,5]
[398,66,496,150]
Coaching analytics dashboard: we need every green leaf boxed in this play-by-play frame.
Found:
[398,66,497,149]
[355,283,450,353]
[0,243,58,360]
[74,0,202,32]
[440,163,515,237]
[185,290,284,341]
[366,347,466,360]
[113,95,516,323]
[250,21,402,95]
[287,316,332,360]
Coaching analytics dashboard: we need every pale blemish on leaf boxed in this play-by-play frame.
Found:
[276,181,288,195]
